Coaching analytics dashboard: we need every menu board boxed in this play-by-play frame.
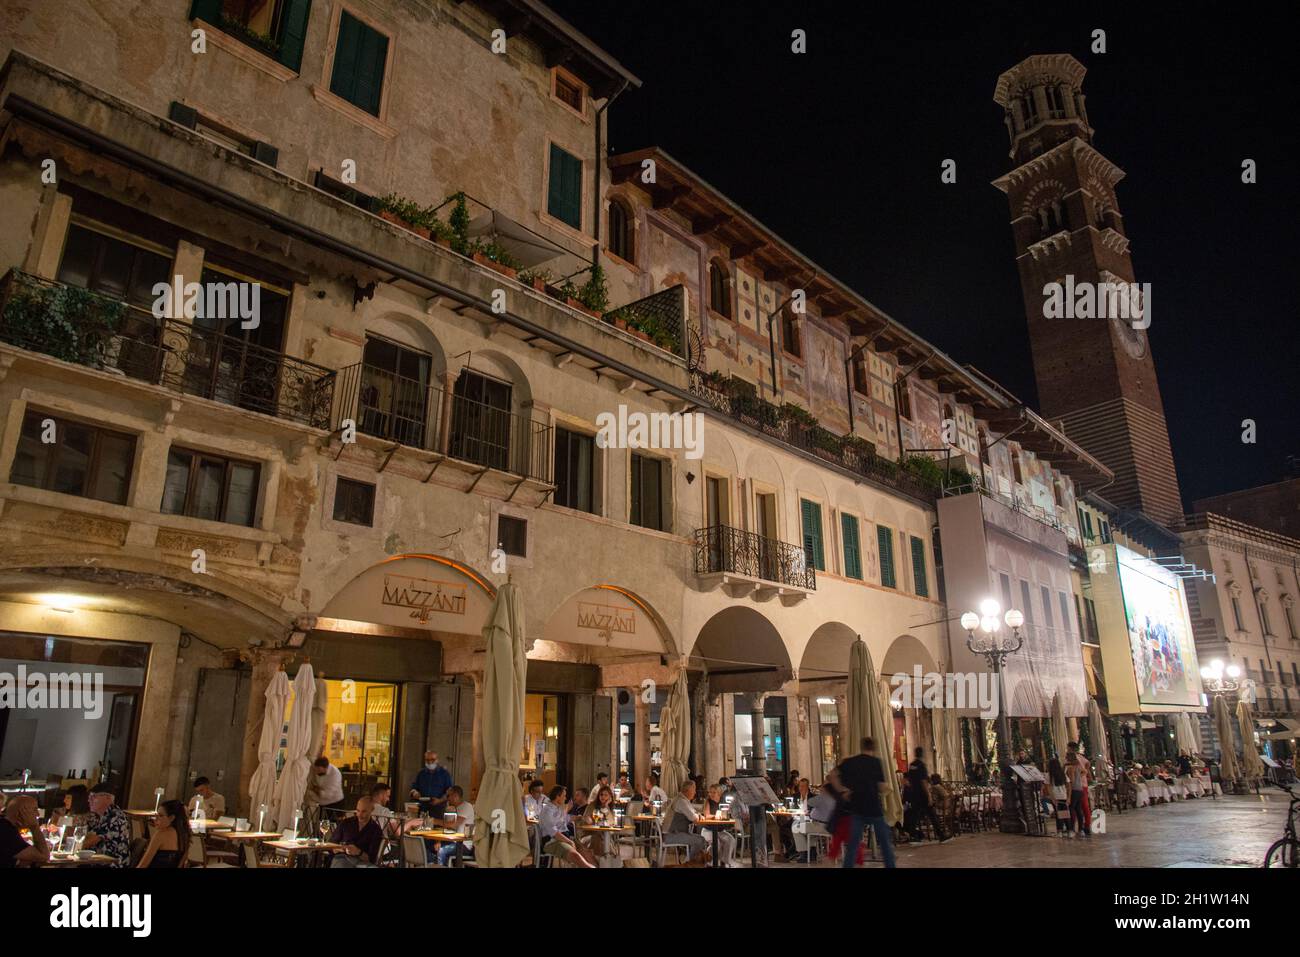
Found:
[730,776,779,806]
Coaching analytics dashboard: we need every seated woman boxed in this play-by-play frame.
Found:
[580,786,621,861]
[137,800,189,868]
[49,784,90,829]
[699,784,738,866]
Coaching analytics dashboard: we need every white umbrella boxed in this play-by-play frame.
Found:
[1212,695,1239,784]
[1087,698,1111,783]
[1174,711,1197,755]
[657,669,690,798]
[931,697,963,783]
[1236,699,1265,782]
[247,670,289,830]
[1050,690,1069,763]
[273,663,317,832]
[308,678,328,763]
[945,700,966,782]
[471,582,530,868]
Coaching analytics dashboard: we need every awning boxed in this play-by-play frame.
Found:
[468,210,574,269]
[1258,717,1300,740]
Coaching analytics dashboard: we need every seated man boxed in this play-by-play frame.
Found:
[538,786,595,868]
[0,795,50,867]
[82,784,131,868]
[522,779,546,821]
[435,786,475,867]
[329,797,384,868]
[661,781,707,863]
[190,776,226,821]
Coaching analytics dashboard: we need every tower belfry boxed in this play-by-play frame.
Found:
[993,54,1183,526]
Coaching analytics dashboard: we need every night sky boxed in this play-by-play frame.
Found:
[549,1,1299,508]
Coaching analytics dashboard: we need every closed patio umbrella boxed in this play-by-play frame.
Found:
[1236,699,1265,782]
[308,678,328,764]
[1087,698,1111,783]
[273,663,317,832]
[1050,690,1069,763]
[471,581,530,868]
[1212,695,1238,784]
[247,669,289,828]
[1174,711,1197,755]
[657,669,689,798]
[846,638,902,826]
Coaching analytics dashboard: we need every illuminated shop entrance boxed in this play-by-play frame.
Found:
[522,692,562,790]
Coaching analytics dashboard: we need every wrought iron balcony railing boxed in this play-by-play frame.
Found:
[0,270,336,429]
[694,523,816,591]
[335,362,553,483]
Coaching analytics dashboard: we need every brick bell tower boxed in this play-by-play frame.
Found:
[992,54,1183,526]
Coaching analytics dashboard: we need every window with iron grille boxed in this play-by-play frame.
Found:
[10,410,135,506]
[498,514,527,557]
[333,477,375,526]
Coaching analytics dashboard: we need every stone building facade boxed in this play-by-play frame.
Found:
[1,3,1123,814]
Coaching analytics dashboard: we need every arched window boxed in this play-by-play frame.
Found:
[708,260,731,318]
[607,200,633,262]
[894,374,912,419]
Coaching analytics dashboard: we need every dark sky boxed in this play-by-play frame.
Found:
[549,0,1299,508]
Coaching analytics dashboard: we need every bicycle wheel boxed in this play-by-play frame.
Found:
[1263,838,1299,868]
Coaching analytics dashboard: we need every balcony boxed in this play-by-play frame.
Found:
[334,362,553,483]
[694,523,815,597]
[689,372,950,503]
[0,270,336,428]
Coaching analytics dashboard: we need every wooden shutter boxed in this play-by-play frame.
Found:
[592,695,613,782]
[910,535,928,597]
[548,144,582,229]
[454,683,475,790]
[252,140,279,168]
[427,683,461,780]
[352,18,388,115]
[569,693,594,792]
[878,524,895,588]
[800,499,823,571]
[278,0,312,72]
[330,11,362,105]
[841,513,862,579]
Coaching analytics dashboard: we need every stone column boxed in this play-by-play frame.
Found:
[1031,84,1050,120]
[238,647,296,817]
[1061,85,1078,118]
[749,692,769,776]
[469,670,485,798]
[437,370,456,454]
[633,686,651,788]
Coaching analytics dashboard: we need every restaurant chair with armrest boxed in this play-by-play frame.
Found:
[188,834,239,868]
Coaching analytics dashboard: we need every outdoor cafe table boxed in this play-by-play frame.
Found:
[43,852,117,868]
[694,817,735,868]
[577,822,632,864]
[261,838,345,867]
[410,828,468,866]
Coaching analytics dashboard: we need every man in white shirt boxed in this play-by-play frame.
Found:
[436,785,475,866]
[640,775,668,807]
[190,777,226,820]
[522,779,546,820]
[308,757,345,810]
[662,781,706,862]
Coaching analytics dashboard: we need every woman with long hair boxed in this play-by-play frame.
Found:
[138,799,190,867]
[1047,758,1069,835]
[580,785,619,861]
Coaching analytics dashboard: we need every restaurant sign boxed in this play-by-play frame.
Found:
[576,601,636,640]
[381,573,467,623]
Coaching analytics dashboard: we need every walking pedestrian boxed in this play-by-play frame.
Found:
[904,747,949,844]
[835,737,896,868]
[1065,744,1091,837]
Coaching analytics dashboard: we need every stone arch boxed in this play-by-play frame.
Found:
[539,583,677,658]
[453,347,534,409]
[796,620,858,696]
[366,309,449,378]
[880,634,939,682]
[689,606,791,694]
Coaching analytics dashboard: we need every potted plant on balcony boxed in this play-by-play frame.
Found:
[779,402,817,429]
[517,268,552,292]
[901,454,946,491]
[701,369,729,391]
[375,194,434,240]
[1,274,126,367]
[808,426,844,461]
[575,262,609,318]
[448,191,472,255]
[471,240,521,279]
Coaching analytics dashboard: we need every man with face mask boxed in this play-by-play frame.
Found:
[410,749,453,814]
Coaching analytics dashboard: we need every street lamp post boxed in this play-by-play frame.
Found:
[1200,658,1241,697]
[962,600,1026,835]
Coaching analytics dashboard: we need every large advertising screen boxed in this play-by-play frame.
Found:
[1116,545,1202,708]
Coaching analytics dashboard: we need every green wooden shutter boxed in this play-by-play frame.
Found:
[189,0,222,24]
[548,144,582,229]
[841,513,862,580]
[352,18,388,115]
[278,0,312,72]
[330,11,361,103]
[800,499,823,571]
[877,524,895,588]
[910,535,928,597]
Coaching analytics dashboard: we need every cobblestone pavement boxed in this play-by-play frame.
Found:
[759,792,1291,868]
